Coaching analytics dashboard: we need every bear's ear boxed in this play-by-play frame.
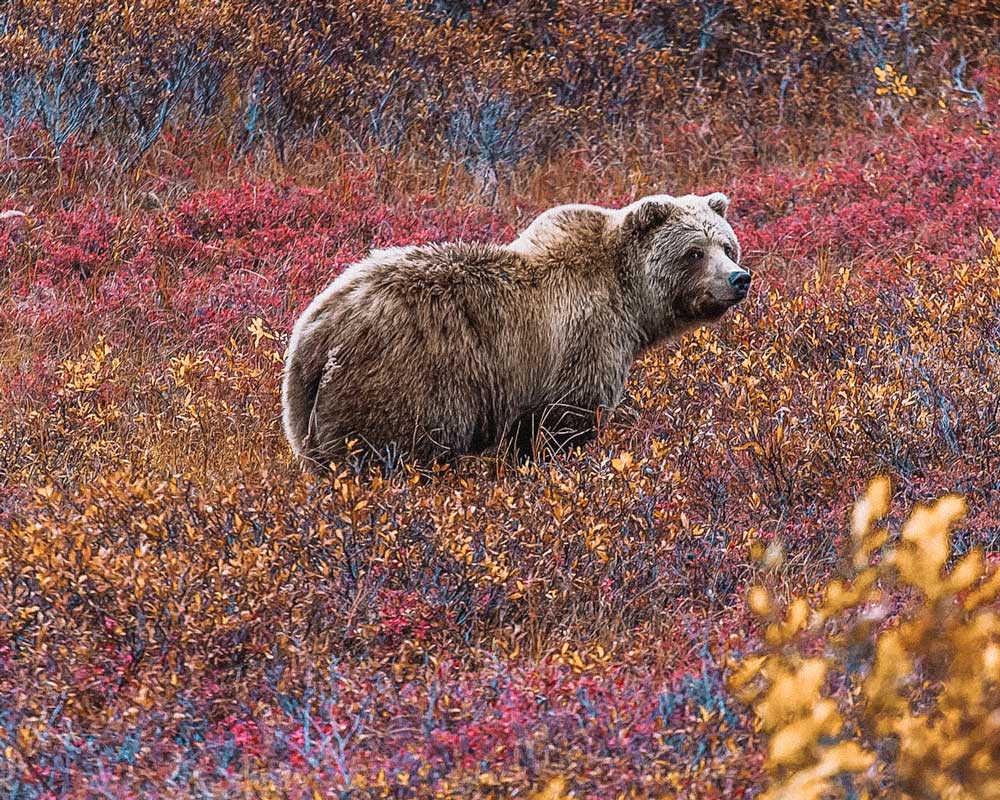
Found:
[705,192,730,218]
[623,200,677,239]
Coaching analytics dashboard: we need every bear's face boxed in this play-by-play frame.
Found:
[623,192,749,329]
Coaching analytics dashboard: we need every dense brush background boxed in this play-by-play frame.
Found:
[2,2,1000,798]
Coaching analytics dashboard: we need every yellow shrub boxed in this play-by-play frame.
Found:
[732,477,1000,799]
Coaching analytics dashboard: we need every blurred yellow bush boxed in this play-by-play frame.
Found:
[733,476,1000,799]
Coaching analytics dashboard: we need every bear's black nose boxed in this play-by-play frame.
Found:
[728,270,751,295]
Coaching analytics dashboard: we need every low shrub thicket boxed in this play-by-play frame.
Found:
[1,0,998,171]
[2,88,1000,800]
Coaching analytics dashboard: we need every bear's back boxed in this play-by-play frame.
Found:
[355,241,536,303]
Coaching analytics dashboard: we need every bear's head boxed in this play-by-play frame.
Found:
[620,192,749,339]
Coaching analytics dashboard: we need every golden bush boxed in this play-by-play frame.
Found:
[733,476,1000,799]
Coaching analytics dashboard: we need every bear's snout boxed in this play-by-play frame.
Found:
[727,270,751,298]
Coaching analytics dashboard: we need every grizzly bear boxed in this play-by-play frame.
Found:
[282,192,749,467]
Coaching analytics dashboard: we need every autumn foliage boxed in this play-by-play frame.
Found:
[734,477,1000,799]
[3,4,1000,799]
[2,0,999,172]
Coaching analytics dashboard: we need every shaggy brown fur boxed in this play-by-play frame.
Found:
[282,192,748,467]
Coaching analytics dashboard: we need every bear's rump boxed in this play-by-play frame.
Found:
[307,288,527,458]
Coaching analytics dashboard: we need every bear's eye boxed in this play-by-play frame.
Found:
[686,248,704,262]
[724,243,737,261]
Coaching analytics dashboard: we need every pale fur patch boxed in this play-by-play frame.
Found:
[610,194,678,225]
[508,194,732,258]
[611,193,729,225]
[508,195,731,259]
[506,203,611,256]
